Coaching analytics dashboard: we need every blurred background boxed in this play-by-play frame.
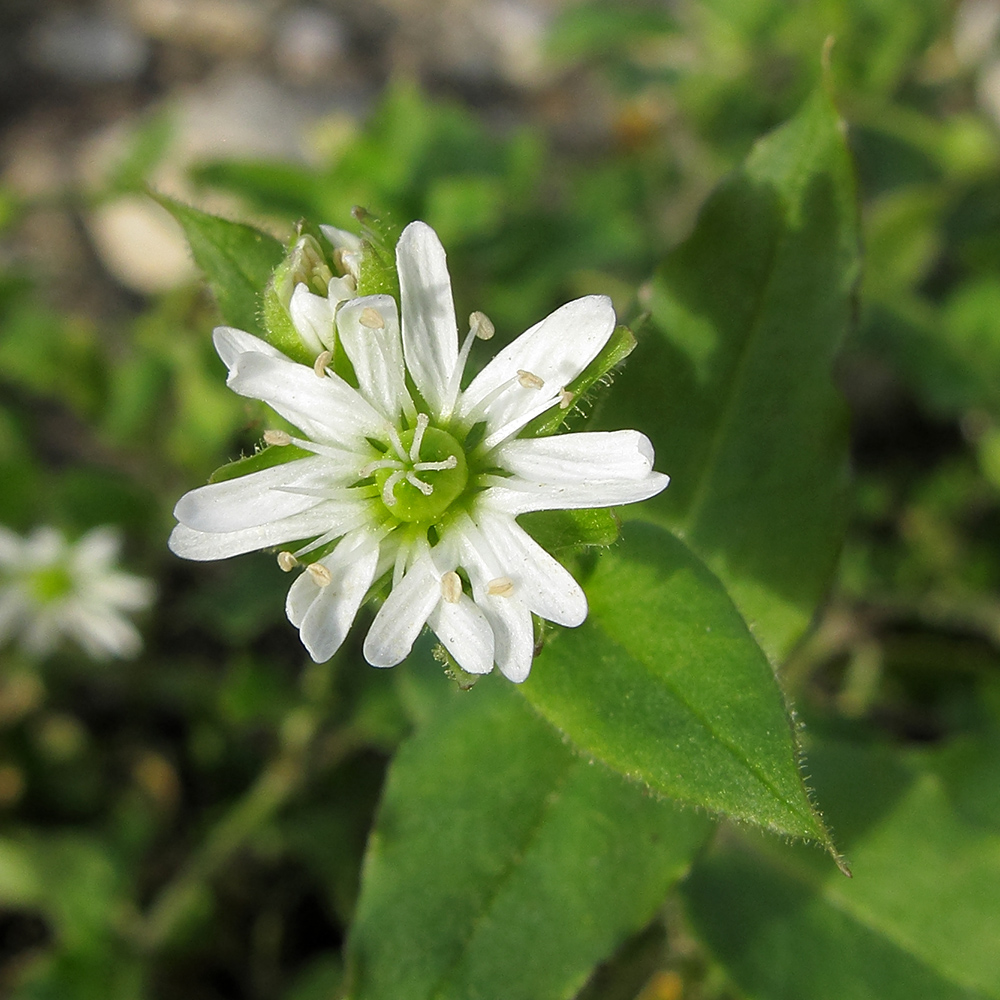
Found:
[4,0,1000,997]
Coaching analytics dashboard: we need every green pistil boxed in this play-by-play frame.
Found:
[375,426,468,523]
[30,565,73,603]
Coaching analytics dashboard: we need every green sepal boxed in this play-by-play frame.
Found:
[261,225,338,366]
[350,208,402,303]
[208,443,313,485]
[521,324,636,438]
[150,192,284,339]
[518,507,620,554]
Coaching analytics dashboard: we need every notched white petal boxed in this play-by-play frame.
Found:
[397,221,459,420]
[213,326,284,370]
[336,295,411,422]
[226,350,384,446]
[457,295,615,437]
[363,554,442,668]
[428,595,495,675]
[289,283,335,354]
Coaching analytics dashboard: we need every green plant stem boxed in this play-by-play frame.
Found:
[136,707,358,951]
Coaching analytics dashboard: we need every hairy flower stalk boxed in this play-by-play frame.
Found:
[170,221,668,681]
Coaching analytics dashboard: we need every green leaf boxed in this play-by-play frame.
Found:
[601,88,859,661]
[518,507,620,553]
[346,676,710,1000]
[152,193,285,338]
[684,738,1000,1000]
[520,522,833,847]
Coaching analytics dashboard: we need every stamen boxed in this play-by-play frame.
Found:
[442,312,496,421]
[264,429,292,446]
[359,306,385,329]
[307,562,333,587]
[277,551,298,572]
[333,247,360,281]
[386,425,408,463]
[358,458,404,478]
[409,413,430,461]
[487,576,515,598]
[558,388,574,409]
[517,369,545,390]
[382,469,404,507]
[413,455,457,472]
[469,310,495,341]
[440,571,463,604]
[405,472,434,496]
[313,350,332,377]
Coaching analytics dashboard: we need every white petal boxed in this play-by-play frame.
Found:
[174,456,352,533]
[328,275,357,307]
[0,526,22,565]
[454,521,534,682]
[480,472,669,516]
[473,509,587,627]
[0,590,28,644]
[363,554,442,668]
[336,295,411,422]
[495,430,659,483]
[320,224,362,252]
[289,284,335,353]
[71,526,122,572]
[457,296,615,439]
[65,604,143,659]
[227,350,385,447]
[25,527,65,566]
[397,221,459,420]
[427,594,495,675]
[294,530,381,662]
[168,502,369,560]
[213,326,285,369]
[90,573,155,612]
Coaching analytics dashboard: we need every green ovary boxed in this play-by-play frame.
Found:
[30,565,73,603]
[374,426,468,523]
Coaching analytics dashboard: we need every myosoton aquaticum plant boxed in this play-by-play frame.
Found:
[170,219,668,680]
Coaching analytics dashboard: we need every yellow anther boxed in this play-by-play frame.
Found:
[558,388,574,409]
[487,576,515,598]
[469,310,495,341]
[359,306,385,329]
[313,350,332,377]
[307,562,333,587]
[440,571,463,604]
[264,429,292,447]
[277,551,298,572]
[517,369,544,390]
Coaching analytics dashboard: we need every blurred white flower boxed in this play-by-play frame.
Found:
[0,526,155,659]
[170,221,668,681]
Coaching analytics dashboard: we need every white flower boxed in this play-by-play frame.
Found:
[170,221,668,681]
[0,525,155,659]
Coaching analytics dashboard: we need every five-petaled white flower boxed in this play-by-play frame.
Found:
[0,525,155,659]
[170,221,668,681]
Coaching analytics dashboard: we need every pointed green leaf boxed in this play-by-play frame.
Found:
[518,507,620,553]
[684,738,1000,1000]
[346,677,710,1000]
[520,522,832,847]
[600,88,859,661]
[152,193,285,338]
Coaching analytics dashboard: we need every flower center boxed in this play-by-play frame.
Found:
[373,420,468,523]
[30,565,73,602]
